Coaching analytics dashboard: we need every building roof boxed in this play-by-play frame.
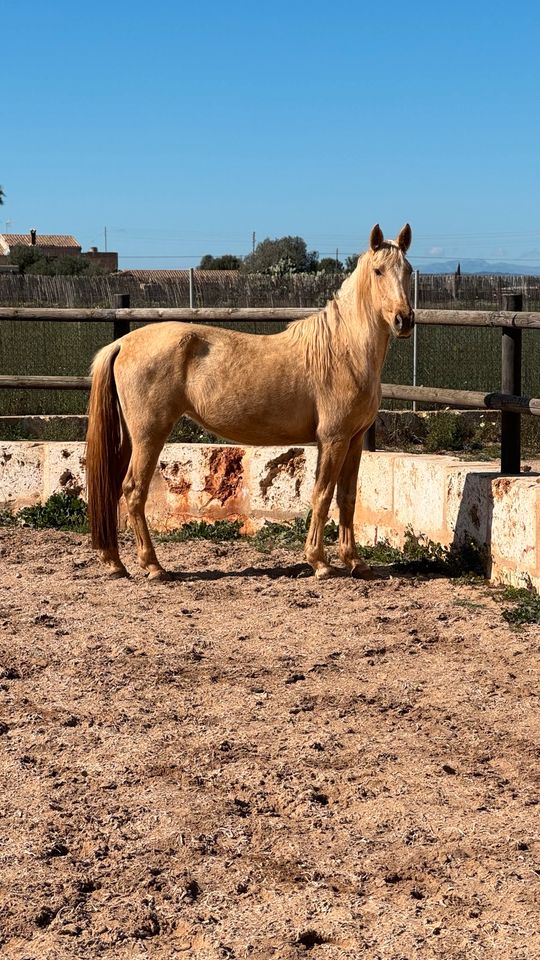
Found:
[121,269,239,282]
[0,233,81,249]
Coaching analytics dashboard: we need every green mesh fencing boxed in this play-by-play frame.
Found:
[1,272,540,416]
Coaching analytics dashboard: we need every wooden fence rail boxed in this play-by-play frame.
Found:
[1,376,538,419]
[1,298,539,475]
[2,306,540,329]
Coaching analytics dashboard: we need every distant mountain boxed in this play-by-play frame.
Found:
[413,258,540,276]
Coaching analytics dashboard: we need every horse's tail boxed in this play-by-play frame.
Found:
[86,340,123,553]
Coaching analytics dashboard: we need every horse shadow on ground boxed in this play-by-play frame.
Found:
[166,562,313,583]
[162,561,414,585]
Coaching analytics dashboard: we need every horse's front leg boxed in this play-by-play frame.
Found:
[305,438,349,579]
[336,431,372,578]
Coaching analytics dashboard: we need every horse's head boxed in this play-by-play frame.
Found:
[362,224,415,338]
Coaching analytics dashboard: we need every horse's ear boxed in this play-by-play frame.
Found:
[397,223,412,253]
[370,224,384,251]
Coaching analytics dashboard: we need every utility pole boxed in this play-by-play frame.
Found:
[252,231,256,253]
[104,226,108,252]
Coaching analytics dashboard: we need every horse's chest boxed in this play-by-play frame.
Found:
[331,381,380,433]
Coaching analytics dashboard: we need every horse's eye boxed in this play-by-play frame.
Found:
[374,268,383,276]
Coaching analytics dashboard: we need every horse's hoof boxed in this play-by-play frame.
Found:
[314,564,338,580]
[350,562,374,580]
[107,567,129,579]
[147,568,171,582]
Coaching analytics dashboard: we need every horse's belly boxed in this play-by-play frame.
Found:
[185,390,316,446]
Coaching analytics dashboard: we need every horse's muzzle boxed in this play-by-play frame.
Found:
[393,311,415,338]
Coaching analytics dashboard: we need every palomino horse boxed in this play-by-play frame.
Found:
[86,223,414,580]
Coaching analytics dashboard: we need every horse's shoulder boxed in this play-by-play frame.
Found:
[177,328,212,360]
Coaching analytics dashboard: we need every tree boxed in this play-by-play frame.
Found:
[8,245,105,276]
[0,186,4,205]
[345,253,360,273]
[241,236,319,274]
[198,253,241,270]
[318,256,343,273]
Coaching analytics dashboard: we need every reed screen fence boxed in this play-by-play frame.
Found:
[2,272,540,416]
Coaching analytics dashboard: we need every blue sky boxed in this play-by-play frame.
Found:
[2,0,540,269]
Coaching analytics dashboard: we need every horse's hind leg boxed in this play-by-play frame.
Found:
[122,431,170,580]
[336,431,372,579]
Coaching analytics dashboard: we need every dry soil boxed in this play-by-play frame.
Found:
[0,528,539,959]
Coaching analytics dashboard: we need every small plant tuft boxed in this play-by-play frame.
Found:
[357,540,405,565]
[396,528,486,577]
[252,513,338,553]
[424,413,471,453]
[0,492,89,532]
[361,528,486,577]
[0,508,18,526]
[499,585,540,624]
[168,417,219,444]
[159,519,243,543]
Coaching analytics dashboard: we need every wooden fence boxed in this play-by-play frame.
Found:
[0,296,538,475]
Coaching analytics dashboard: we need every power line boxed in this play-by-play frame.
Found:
[118,253,540,263]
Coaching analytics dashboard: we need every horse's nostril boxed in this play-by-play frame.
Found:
[394,315,403,331]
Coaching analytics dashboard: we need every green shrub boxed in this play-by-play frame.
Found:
[252,513,338,553]
[356,529,485,576]
[159,519,243,542]
[168,417,218,444]
[500,585,540,624]
[0,492,89,532]
[520,417,540,456]
[396,528,486,577]
[424,413,471,453]
[17,492,89,531]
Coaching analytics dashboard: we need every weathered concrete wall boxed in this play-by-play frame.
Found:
[1,441,539,590]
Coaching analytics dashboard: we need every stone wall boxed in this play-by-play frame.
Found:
[1,441,539,590]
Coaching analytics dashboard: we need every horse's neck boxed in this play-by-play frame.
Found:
[338,292,390,382]
[360,304,389,372]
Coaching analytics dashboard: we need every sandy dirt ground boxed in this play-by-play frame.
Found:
[0,528,539,960]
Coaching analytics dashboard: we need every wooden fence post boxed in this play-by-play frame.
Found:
[113,293,131,340]
[501,292,523,474]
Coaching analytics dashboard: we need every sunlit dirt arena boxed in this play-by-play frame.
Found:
[0,528,538,960]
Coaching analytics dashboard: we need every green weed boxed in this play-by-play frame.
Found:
[251,513,339,553]
[18,492,89,532]
[499,585,540,625]
[356,529,485,577]
[357,541,405,565]
[251,517,485,578]
[0,492,89,532]
[0,496,486,583]
[396,528,486,577]
[424,412,472,453]
[159,519,243,543]
[168,417,219,444]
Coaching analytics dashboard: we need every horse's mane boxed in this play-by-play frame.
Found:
[285,241,402,382]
